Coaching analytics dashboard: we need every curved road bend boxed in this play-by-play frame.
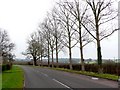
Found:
[19,65,118,89]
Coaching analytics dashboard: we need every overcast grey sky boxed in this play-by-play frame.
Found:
[0,0,119,59]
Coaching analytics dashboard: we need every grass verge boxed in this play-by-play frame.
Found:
[28,65,119,81]
[51,68,119,81]
[2,65,24,89]
[0,74,2,90]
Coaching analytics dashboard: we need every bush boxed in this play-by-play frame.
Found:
[2,64,7,71]
[2,63,12,71]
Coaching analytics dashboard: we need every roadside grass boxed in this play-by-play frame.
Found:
[2,65,24,89]
[32,65,118,81]
[0,74,2,90]
[51,68,119,81]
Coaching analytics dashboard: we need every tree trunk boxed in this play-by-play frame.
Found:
[80,43,85,71]
[39,58,41,66]
[51,48,54,68]
[67,17,73,70]
[56,38,59,68]
[97,41,102,73]
[69,47,73,70]
[96,23,102,73]
[41,54,43,66]
[33,56,37,66]
[48,41,50,67]
[68,31,73,70]
[79,25,85,71]
[33,60,35,66]
[79,30,85,71]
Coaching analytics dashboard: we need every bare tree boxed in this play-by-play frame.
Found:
[37,31,48,66]
[56,2,78,70]
[48,8,65,68]
[25,32,47,66]
[40,17,56,68]
[82,0,118,73]
[59,0,94,71]
[40,18,51,67]
[40,11,65,67]
[48,17,56,68]
[0,29,15,63]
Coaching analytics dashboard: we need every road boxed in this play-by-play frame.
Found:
[19,65,118,89]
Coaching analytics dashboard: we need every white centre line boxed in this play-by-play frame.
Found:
[40,72,49,77]
[43,74,48,77]
[52,79,73,90]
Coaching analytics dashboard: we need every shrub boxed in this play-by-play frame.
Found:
[6,63,12,70]
[2,63,12,71]
[2,64,7,71]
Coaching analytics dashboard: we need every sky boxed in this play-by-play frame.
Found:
[0,0,119,59]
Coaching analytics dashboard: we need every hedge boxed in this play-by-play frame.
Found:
[44,63,120,75]
[24,61,120,75]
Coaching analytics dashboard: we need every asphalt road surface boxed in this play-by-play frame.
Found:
[19,65,118,89]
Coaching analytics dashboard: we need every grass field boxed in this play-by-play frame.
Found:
[2,65,24,89]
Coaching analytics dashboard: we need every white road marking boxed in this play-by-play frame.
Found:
[92,77,99,80]
[43,74,48,77]
[52,79,73,90]
[36,71,72,89]
[41,72,49,77]
[24,75,25,88]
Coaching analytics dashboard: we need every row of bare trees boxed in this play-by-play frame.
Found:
[25,0,118,73]
[0,29,15,64]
